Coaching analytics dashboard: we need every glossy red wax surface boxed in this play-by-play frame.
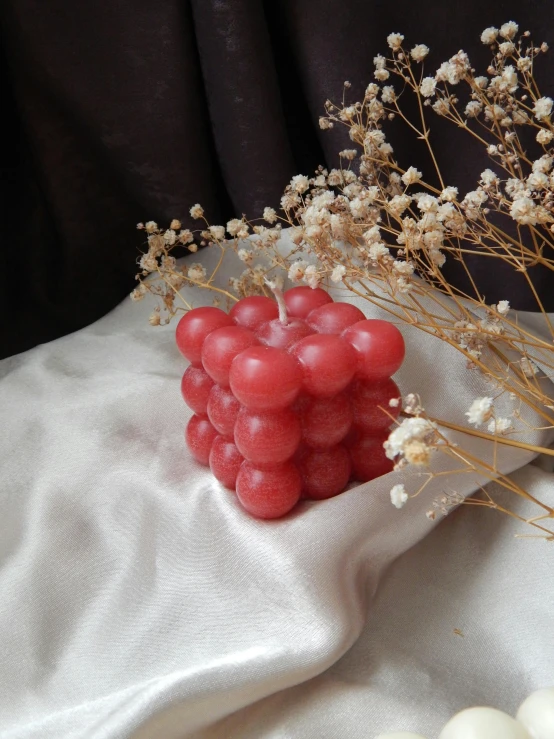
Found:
[229,296,279,330]
[229,346,303,410]
[298,391,353,449]
[291,334,357,397]
[351,378,401,432]
[349,432,393,482]
[207,385,241,438]
[180,366,215,415]
[298,445,351,500]
[283,286,333,319]
[185,415,218,466]
[307,302,366,334]
[176,307,234,366]
[209,436,244,490]
[234,407,302,468]
[256,317,313,350]
[342,425,361,449]
[178,289,406,518]
[342,319,405,381]
[201,325,258,387]
[236,461,302,519]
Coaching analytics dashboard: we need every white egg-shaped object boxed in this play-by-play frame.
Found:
[439,706,531,739]
[516,687,554,739]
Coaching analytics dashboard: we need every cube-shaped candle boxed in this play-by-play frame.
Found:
[177,287,405,519]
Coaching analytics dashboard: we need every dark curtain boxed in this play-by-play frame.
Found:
[1,0,553,358]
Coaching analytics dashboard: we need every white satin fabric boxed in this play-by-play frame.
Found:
[1,243,553,738]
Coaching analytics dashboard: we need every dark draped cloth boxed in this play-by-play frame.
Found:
[1,0,553,358]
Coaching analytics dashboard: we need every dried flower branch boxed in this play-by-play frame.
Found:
[134,20,554,538]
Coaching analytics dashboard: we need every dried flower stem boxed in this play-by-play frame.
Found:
[133,20,554,536]
[429,416,554,457]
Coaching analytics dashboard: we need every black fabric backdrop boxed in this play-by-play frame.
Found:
[1,0,553,358]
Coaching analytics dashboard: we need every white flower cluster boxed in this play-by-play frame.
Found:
[331,264,346,282]
[461,188,488,219]
[229,263,273,297]
[480,27,499,45]
[533,97,553,121]
[465,397,516,436]
[263,207,277,224]
[410,44,429,62]
[420,77,436,97]
[488,417,513,434]
[395,189,469,268]
[187,263,207,282]
[401,167,422,186]
[387,33,404,50]
[374,54,389,81]
[189,204,204,219]
[291,174,310,194]
[380,85,395,104]
[427,491,465,519]
[390,484,408,509]
[384,416,438,467]
[435,51,470,86]
[465,397,494,426]
[452,320,483,361]
[432,99,450,116]
[134,15,554,411]
[287,260,321,289]
[226,219,250,239]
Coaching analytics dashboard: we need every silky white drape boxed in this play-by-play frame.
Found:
[1,240,552,738]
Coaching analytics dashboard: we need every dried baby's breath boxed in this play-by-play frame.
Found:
[133,20,554,538]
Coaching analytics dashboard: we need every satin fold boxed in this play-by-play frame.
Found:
[1,238,552,737]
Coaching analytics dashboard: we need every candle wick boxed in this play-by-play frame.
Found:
[264,278,289,325]
[275,288,289,325]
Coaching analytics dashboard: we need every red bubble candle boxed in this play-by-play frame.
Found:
[177,286,405,519]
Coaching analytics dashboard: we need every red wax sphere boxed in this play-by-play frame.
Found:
[292,441,311,463]
[307,302,366,334]
[298,392,353,449]
[185,415,218,465]
[209,436,244,490]
[342,425,361,449]
[283,286,333,319]
[256,317,313,350]
[349,432,393,482]
[229,346,303,410]
[351,378,401,432]
[229,296,279,330]
[176,307,234,366]
[180,366,215,415]
[342,319,405,381]
[297,445,351,500]
[234,407,302,468]
[201,325,258,387]
[291,334,357,397]
[236,461,302,519]
[207,385,241,438]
